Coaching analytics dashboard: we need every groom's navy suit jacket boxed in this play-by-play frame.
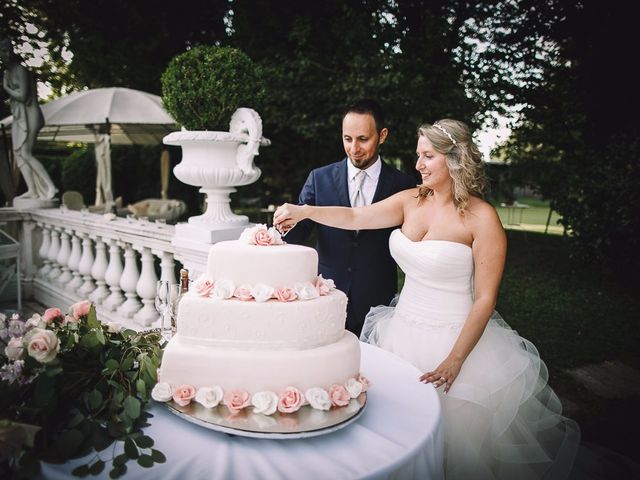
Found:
[285,158,416,336]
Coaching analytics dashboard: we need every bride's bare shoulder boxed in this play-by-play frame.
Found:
[465,197,502,228]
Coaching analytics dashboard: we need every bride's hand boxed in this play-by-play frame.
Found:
[419,356,463,394]
[273,203,305,233]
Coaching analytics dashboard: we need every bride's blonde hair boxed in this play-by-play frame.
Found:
[417,119,487,214]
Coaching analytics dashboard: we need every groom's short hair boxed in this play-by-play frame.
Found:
[343,98,385,133]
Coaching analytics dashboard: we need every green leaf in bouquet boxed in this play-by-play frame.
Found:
[57,428,84,456]
[95,328,106,345]
[86,305,99,328]
[134,434,154,448]
[113,453,128,467]
[91,423,112,452]
[71,464,90,477]
[109,464,127,479]
[89,459,105,475]
[80,331,100,349]
[88,389,103,411]
[105,358,119,371]
[121,356,134,371]
[136,379,146,397]
[151,449,166,463]
[107,419,126,438]
[137,454,154,468]
[124,436,139,459]
[123,396,141,419]
[67,410,85,428]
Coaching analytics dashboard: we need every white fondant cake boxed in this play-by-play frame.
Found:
[155,225,365,415]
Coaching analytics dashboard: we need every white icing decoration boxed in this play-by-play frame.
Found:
[251,391,279,415]
[195,386,224,408]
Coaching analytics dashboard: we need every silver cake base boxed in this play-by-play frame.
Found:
[164,393,367,439]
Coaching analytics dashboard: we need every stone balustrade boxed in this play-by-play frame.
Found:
[0,207,210,331]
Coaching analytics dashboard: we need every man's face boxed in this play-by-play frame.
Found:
[342,112,388,169]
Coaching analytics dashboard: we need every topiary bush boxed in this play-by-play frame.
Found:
[160,46,265,131]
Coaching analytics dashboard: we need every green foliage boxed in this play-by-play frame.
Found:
[161,46,266,131]
[0,304,164,478]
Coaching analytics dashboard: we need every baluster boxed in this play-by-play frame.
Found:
[38,224,52,279]
[159,251,177,284]
[47,228,62,280]
[56,230,73,285]
[66,229,83,292]
[133,247,159,326]
[117,243,142,318]
[102,239,125,312]
[89,236,110,304]
[78,233,96,296]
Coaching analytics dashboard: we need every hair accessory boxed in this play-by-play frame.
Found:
[433,123,457,145]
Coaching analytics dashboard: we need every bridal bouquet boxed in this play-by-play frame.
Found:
[0,302,164,479]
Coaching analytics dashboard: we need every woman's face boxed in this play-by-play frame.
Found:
[415,135,451,190]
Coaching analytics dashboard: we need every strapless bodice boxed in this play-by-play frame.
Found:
[390,229,474,327]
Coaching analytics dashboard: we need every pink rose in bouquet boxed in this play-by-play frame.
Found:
[172,385,196,406]
[329,384,351,407]
[224,390,251,414]
[42,308,63,324]
[194,275,215,297]
[23,328,59,363]
[277,386,304,413]
[275,287,297,302]
[233,285,254,301]
[70,300,91,320]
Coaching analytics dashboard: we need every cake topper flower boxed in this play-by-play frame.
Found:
[239,224,283,246]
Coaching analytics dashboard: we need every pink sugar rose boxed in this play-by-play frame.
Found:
[42,307,63,324]
[329,384,351,407]
[194,276,215,297]
[23,328,59,363]
[315,275,333,296]
[172,385,196,407]
[253,228,274,246]
[224,390,251,414]
[275,287,298,302]
[70,300,92,320]
[358,375,371,392]
[234,285,254,301]
[277,386,304,414]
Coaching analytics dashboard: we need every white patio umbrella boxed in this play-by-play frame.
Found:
[1,87,177,206]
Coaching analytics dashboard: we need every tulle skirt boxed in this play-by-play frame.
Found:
[361,299,580,480]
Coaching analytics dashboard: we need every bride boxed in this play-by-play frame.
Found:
[274,119,580,479]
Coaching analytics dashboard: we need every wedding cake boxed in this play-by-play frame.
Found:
[153,225,367,415]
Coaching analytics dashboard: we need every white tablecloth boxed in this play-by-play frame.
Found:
[42,343,444,479]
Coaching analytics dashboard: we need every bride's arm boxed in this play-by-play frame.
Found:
[420,202,506,393]
[274,188,415,232]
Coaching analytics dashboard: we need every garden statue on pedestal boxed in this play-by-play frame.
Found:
[161,46,269,249]
[0,38,57,207]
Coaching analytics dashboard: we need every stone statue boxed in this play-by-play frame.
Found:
[0,38,57,200]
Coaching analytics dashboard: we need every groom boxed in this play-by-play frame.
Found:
[284,99,416,336]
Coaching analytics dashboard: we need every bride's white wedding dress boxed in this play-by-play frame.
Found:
[361,229,580,479]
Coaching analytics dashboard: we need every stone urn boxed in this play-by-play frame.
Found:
[163,108,270,247]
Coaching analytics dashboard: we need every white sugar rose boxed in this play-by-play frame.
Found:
[251,391,279,415]
[211,279,235,300]
[345,378,363,398]
[295,282,319,301]
[251,284,275,303]
[267,227,284,245]
[23,328,59,363]
[195,386,224,408]
[151,382,173,402]
[239,225,267,245]
[305,387,331,411]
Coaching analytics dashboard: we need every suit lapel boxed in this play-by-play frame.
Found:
[334,159,351,207]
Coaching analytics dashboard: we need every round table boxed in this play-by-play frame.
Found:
[41,343,444,479]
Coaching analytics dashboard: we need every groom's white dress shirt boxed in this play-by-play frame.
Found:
[347,156,382,207]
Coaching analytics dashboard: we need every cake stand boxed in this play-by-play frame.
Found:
[163,393,367,439]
